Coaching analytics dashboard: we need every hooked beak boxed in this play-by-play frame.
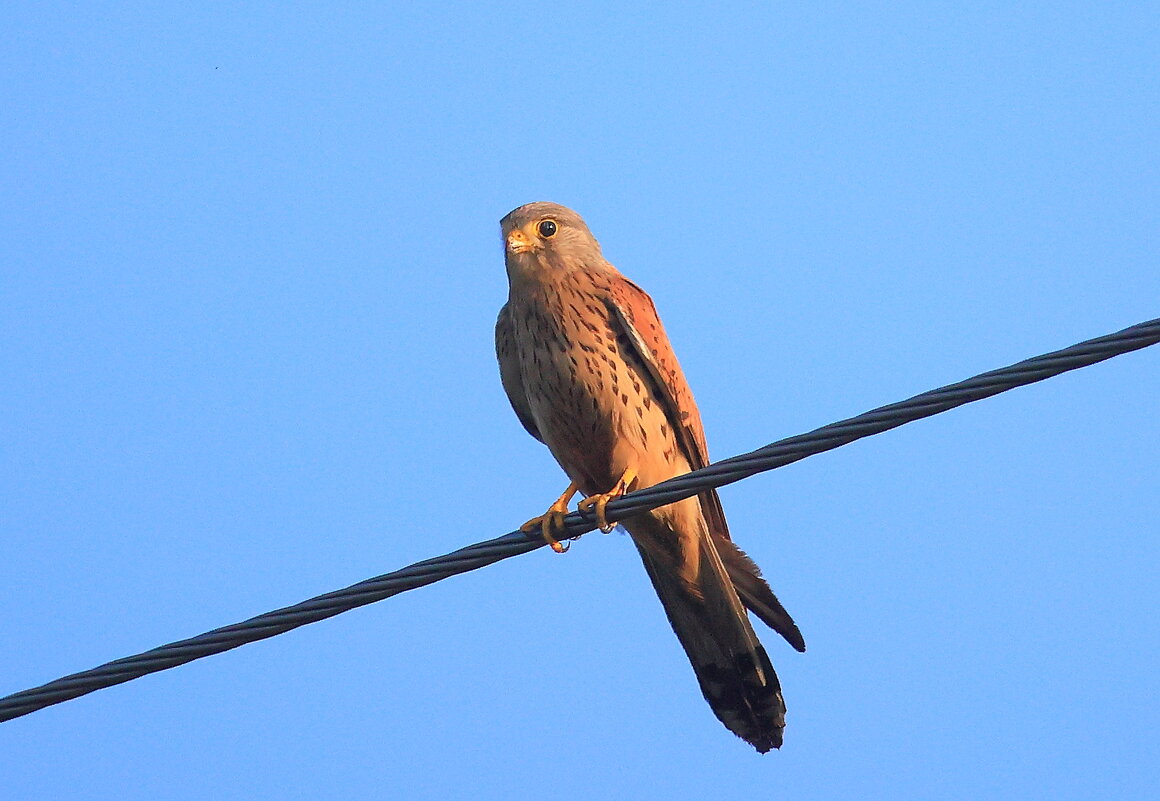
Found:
[506,229,534,254]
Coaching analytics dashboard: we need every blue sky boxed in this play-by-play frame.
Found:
[2,3,1157,799]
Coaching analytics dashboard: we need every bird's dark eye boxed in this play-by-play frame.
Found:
[538,219,558,238]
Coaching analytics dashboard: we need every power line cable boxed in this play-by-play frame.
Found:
[1,316,1156,724]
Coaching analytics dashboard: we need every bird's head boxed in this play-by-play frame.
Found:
[500,201,604,280]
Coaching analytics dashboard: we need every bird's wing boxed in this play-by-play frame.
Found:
[495,302,542,442]
[603,280,714,484]
[603,278,733,533]
[604,278,805,653]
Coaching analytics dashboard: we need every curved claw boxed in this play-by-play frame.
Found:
[520,481,579,553]
[578,468,637,534]
[578,494,617,533]
[520,509,570,552]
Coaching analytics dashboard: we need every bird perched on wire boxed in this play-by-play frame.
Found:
[495,201,805,752]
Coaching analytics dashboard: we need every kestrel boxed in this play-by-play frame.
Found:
[495,202,805,752]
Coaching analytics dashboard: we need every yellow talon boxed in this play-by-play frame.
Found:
[520,481,579,553]
[578,468,637,533]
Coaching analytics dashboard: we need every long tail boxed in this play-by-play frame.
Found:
[625,511,788,752]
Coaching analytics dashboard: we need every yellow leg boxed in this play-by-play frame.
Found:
[520,481,579,553]
[578,468,637,533]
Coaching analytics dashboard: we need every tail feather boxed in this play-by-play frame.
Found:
[627,513,787,753]
[715,535,806,653]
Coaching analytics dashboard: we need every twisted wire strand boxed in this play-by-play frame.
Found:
[2,317,1156,724]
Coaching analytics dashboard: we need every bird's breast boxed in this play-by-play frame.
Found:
[508,280,627,491]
